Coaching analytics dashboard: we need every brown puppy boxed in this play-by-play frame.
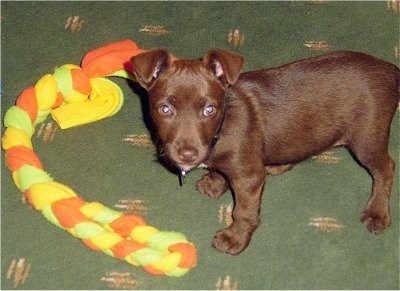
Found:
[131,50,399,255]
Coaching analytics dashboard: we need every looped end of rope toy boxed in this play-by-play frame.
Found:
[51,77,124,129]
[1,39,197,277]
[49,39,143,129]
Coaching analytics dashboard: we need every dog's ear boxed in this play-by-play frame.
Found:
[203,49,244,86]
[131,49,172,89]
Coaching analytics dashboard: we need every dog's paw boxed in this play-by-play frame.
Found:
[196,173,228,198]
[211,227,251,255]
[360,208,391,234]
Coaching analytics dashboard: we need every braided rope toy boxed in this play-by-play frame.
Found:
[1,40,197,277]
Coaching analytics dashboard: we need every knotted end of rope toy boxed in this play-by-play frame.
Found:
[50,39,146,129]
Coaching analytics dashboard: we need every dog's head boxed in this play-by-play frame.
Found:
[131,49,244,173]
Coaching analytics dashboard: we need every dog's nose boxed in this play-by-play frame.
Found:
[178,147,198,163]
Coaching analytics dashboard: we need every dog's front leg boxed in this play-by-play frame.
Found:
[212,168,266,255]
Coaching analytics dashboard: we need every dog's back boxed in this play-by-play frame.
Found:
[230,51,399,164]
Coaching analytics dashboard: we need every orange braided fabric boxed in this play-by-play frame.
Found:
[2,40,197,277]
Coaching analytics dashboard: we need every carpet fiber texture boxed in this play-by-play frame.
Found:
[1,1,399,289]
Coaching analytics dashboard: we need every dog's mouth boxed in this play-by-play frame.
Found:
[163,143,209,173]
[179,164,198,173]
[177,159,210,186]
[175,152,205,173]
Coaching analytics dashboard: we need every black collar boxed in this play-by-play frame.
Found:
[209,98,227,150]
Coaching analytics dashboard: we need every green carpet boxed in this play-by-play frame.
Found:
[1,1,399,289]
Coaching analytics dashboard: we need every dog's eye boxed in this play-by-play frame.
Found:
[203,105,216,117]
[159,104,172,116]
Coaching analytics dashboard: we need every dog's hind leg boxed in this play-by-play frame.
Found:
[348,130,395,233]
[359,152,394,233]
